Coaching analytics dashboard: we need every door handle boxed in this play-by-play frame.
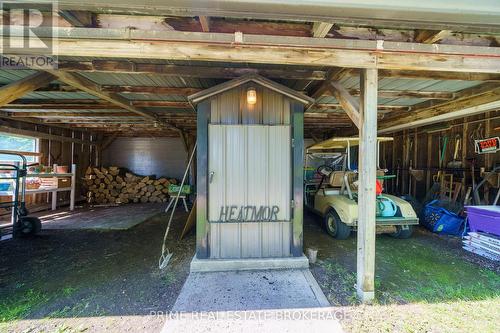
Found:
[209,171,215,183]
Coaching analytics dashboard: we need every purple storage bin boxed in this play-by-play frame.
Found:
[466,206,500,236]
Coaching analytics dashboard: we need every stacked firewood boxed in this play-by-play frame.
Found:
[84,166,177,204]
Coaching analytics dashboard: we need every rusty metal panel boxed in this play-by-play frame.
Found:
[102,137,187,179]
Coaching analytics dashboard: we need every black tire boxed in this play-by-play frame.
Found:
[17,216,42,237]
[324,209,351,239]
[390,225,413,239]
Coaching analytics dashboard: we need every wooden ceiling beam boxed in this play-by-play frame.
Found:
[51,1,500,34]
[57,60,327,80]
[165,16,311,36]
[320,89,455,100]
[326,81,361,128]
[0,124,94,145]
[10,112,136,118]
[43,70,182,132]
[0,72,56,107]
[4,99,406,112]
[414,29,453,44]
[312,22,333,38]
[377,69,500,82]
[198,16,210,32]
[310,68,353,100]
[59,10,95,27]
[379,85,500,132]
[8,27,500,73]
[0,84,202,95]
[3,100,192,109]
[101,86,202,95]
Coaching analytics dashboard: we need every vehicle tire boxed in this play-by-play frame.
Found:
[390,225,413,239]
[17,216,42,237]
[324,209,351,239]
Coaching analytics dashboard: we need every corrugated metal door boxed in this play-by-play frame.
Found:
[208,124,291,258]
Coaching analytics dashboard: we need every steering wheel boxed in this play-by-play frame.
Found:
[316,165,333,177]
[315,165,333,194]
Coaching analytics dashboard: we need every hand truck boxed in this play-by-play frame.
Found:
[0,150,42,240]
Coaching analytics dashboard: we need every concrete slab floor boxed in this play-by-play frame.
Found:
[38,203,164,230]
[162,269,343,333]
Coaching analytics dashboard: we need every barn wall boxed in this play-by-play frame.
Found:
[102,137,187,180]
[383,111,500,202]
[0,117,98,210]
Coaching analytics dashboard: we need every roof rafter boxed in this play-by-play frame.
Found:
[43,70,182,131]
[326,81,360,129]
[312,22,333,38]
[379,84,500,132]
[56,60,327,80]
[0,72,56,107]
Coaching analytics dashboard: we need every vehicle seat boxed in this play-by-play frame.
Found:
[329,171,346,188]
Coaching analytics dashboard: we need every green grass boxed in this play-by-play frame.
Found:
[313,233,500,332]
[0,289,49,322]
[375,237,500,303]
[0,286,80,323]
[161,271,177,285]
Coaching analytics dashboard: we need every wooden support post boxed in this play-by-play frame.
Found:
[70,163,76,211]
[426,134,432,193]
[357,68,378,303]
[413,129,418,198]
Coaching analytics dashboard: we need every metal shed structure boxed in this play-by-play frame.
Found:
[189,75,313,269]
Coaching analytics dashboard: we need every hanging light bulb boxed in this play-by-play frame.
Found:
[247,86,257,105]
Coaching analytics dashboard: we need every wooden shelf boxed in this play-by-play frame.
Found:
[1,164,77,213]
[26,173,73,178]
[0,187,71,195]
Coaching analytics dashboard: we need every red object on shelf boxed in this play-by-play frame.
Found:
[376,180,383,195]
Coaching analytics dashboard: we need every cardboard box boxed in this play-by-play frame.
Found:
[40,177,71,189]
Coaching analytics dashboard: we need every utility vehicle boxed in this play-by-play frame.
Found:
[304,137,418,239]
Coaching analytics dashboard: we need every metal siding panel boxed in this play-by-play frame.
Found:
[241,126,268,257]
[210,96,221,124]
[240,222,261,258]
[262,222,284,257]
[268,126,291,221]
[208,125,225,259]
[208,125,225,222]
[262,89,285,125]
[219,126,246,258]
[282,221,292,255]
[218,89,240,125]
[102,137,187,179]
[262,125,291,257]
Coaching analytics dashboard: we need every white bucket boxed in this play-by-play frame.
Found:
[306,248,318,264]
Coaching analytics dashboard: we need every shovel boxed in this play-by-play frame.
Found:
[447,135,463,169]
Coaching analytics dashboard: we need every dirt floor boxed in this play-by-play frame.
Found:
[1,206,499,333]
[0,205,194,333]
